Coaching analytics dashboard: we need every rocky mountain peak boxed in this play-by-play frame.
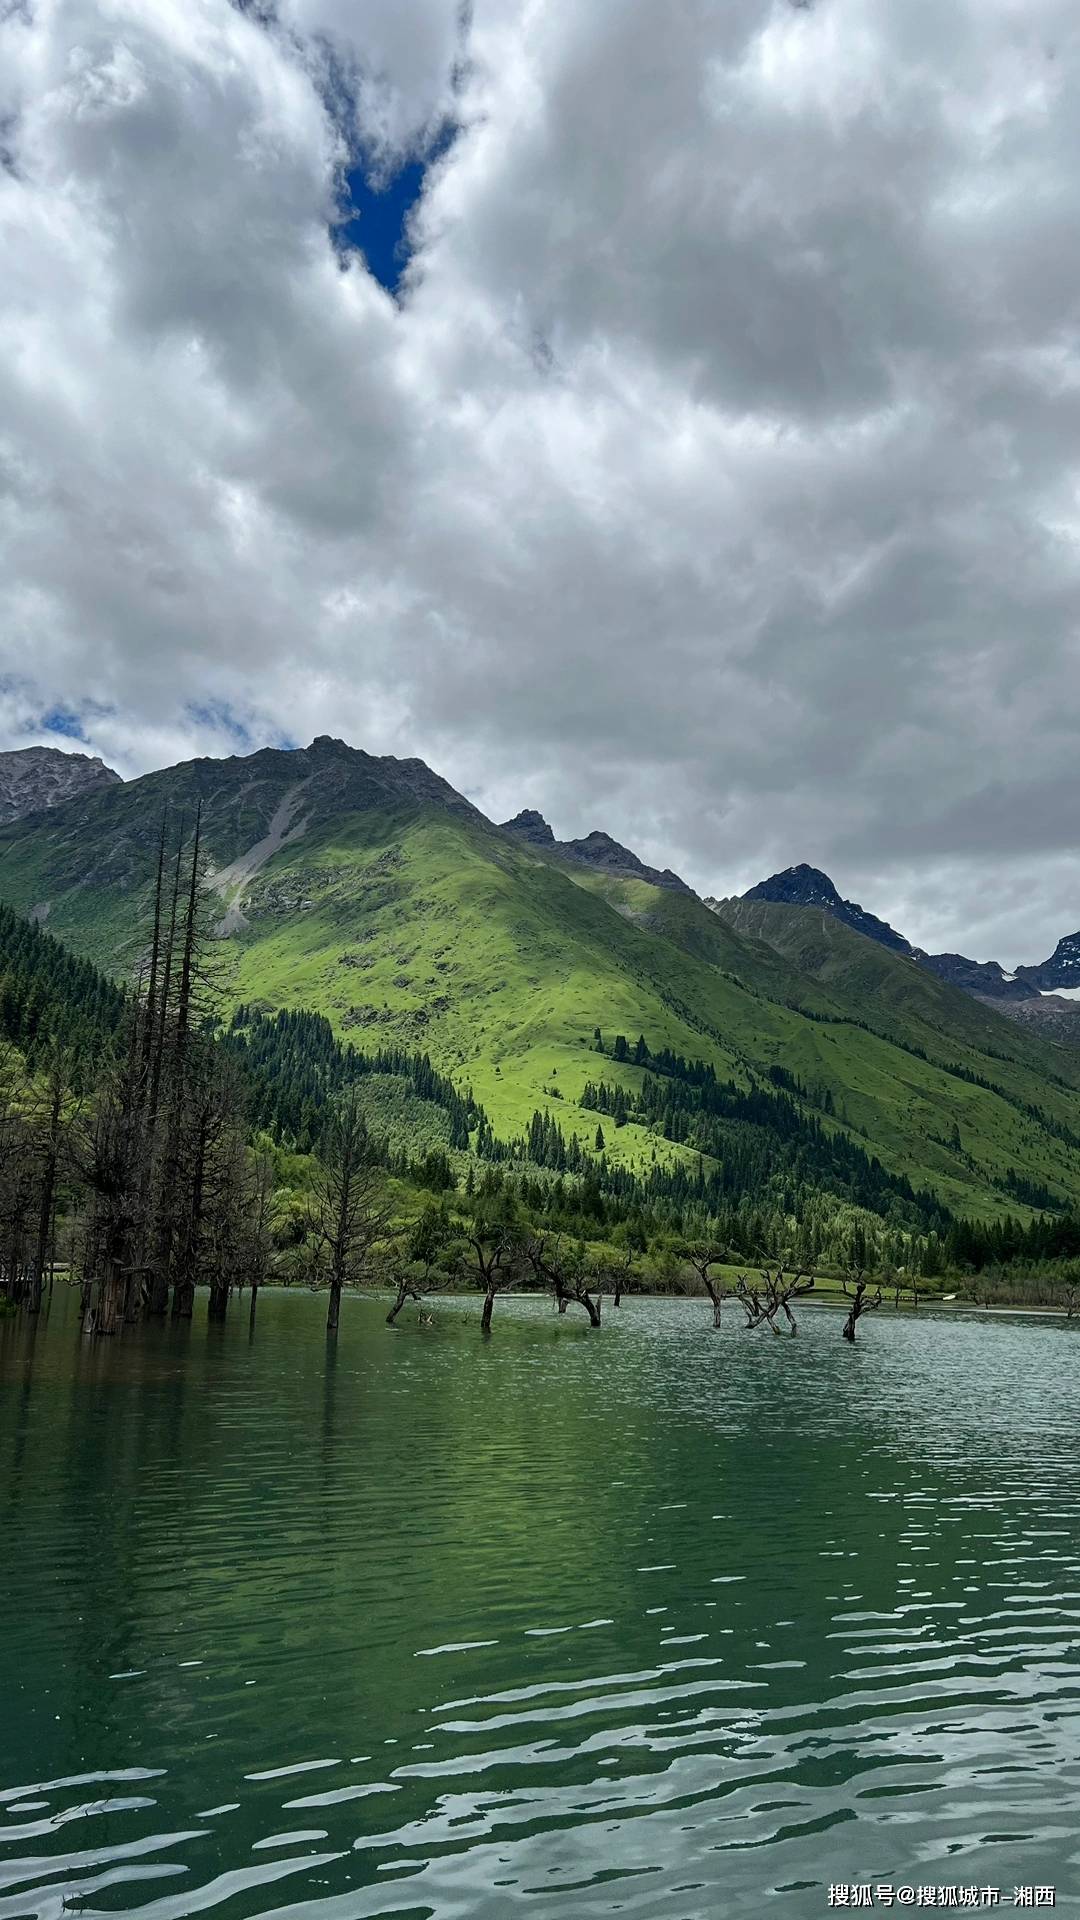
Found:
[920,952,1039,1002]
[501,811,691,893]
[501,808,556,846]
[0,745,121,826]
[742,863,912,954]
[1015,932,1080,993]
[745,863,843,909]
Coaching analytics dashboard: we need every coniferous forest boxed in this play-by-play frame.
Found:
[4,814,1080,1341]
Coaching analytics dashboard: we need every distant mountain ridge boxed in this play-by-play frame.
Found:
[1017,932,1080,993]
[724,860,1080,1032]
[6,732,1080,1223]
[920,952,1035,1002]
[0,745,120,824]
[739,863,912,953]
[4,739,1078,1016]
[501,809,692,893]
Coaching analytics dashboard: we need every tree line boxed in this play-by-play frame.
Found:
[4,850,1080,1337]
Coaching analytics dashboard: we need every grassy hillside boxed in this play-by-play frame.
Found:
[3,739,1080,1224]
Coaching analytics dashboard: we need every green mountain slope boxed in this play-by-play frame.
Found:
[3,737,1080,1225]
[713,894,1079,1077]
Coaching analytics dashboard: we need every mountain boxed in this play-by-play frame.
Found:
[4,736,1080,1226]
[1016,933,1080,995]
[729,861,1080,1032]
[0,745,120,824]
[920,952,1039,1002]
[735,863,913,953]
[501,810,691,892]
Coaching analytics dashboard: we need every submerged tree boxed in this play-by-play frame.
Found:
[840,1267,882,1342]
[525,1232,602,1327]
[79,1030,150,1336]
[386,1204,457,1324]
[683,1240,729,1329]
[736,1263,815,1336]
[608,1246,635,1308]
[27,1049,75,1313]
[467,1192,520,1333]
[309,1086,393,1333]
[60,808,265,1333]
[0,1044,35,1306]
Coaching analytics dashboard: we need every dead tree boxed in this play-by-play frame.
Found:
[387,1206,452,1324]
[609,1247,635,1308]
[0,1047,36,1306]
[148,811,198,1316]
[78,1054,147,1336]
[683,1241,729,1329]
[768,1264,815,1335]
[140,811,169,1082]
[26,1052,72,1313]
[309,1087,393,1334]
[245,1147,275,1333]
[735,1263,815,1336]
[883,1264,922,1313]
[841,1267,882,1342]
[525,1234,602,1327]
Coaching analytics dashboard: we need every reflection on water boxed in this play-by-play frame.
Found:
[2,1289,1080,1918]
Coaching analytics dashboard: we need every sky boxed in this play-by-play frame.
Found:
[2,0,1080,966]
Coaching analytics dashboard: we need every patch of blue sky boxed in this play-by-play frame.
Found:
[40,706,90,741]
[185,701,253,747]
[185,702,299,753]
[336,122,458,296]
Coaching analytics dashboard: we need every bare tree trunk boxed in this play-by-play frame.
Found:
[704,1277,723,1329]
[327,1276,342,1333]
[173,1103,208,1320]
[841,1274,882,1341]
[145,823,186,1318]
[387,1281,419,1325]
[156,813,204,1319]
[248,1277,260,1336]
[92,1258,127,1337]
[123,1265,146,1324]
[172,1276,196,1319]
[481,1283,496,1333]
[28,1077,62,1315]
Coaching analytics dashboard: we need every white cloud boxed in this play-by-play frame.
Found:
[2,0,1080,961]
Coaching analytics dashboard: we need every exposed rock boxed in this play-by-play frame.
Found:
[0,746,121,825]
[742,863,911,952]
[559,830,692,893]
[1016,932,1080,993]
[729,860,1080,1027]
[502,814,691,893]
[920,952,1040,1001]
[500,808,555,846]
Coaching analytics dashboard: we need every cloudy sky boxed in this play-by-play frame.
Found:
[2,0,1080,964]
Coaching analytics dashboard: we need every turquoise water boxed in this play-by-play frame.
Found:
[2,1289,1080,1918]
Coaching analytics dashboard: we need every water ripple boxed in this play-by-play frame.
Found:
[3,1291,1080,1917]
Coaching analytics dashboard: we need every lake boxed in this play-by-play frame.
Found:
[2,1289,1080,1919]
